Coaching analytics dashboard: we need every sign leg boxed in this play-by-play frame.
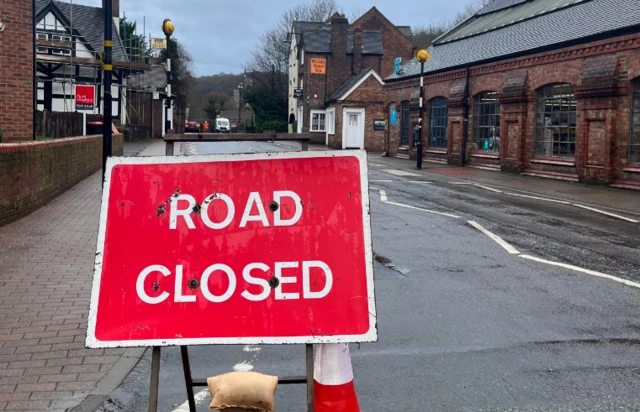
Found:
[148,346,161,412]
[180,346,198,412]
[306,344,314,412]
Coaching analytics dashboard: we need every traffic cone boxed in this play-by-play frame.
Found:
[313,343,361,412]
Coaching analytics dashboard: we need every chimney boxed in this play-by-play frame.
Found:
[353,29,363,74]
[329,14,349,94]
[102,0,120,18]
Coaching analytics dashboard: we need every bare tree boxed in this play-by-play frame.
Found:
[247,0,339,76]
[411,0,493,49]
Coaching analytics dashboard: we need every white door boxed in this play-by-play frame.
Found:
[343,109,364,149]
[297,106,303,133]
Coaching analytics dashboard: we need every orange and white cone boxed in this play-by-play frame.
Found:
[313,343,361,412]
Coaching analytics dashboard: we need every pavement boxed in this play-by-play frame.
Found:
[0,139,156,412]
[0,137,638,411]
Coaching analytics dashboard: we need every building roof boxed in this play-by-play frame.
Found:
[328,68,384,101]
[36,0,128,62]
[347,31,384,55]
[386,0,640,81]
[301,29,384,55]
[395,26,414,38]
[475,0,530,16]
[129,65,167,90]
[291,21,326,45]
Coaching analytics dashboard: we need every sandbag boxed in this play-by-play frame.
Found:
[208,371,278,412]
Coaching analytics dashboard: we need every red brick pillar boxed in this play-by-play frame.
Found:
[0,0,34,142]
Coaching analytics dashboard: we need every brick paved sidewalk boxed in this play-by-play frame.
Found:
[0,173,142,412]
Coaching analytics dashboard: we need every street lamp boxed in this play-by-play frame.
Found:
[237,83,243,133]
[162,19,175,134]
[416,48,430,170]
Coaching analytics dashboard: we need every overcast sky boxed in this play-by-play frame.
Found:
[80,0,472,76]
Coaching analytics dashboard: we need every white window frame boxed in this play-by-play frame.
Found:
[300,78,304,90]
[310,110,326,132]
[325,108,336,145]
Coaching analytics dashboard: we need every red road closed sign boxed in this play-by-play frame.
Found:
[87,151,376,348]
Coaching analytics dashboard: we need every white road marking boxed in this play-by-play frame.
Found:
[369,162,386,167]
[410,181,433,184]
[233,361,254,372]
[504,192,570,204]
[370,179,394,183]
[172,389,210,412]
[243,345,261,352]
[467,221,520,255]
[385,201,460,218]
[519,255,640,289]
[474,184,502,193]
[449,182,473,185]
[572,204,639,223]
[380,190,388,202]
[383,169,421,177]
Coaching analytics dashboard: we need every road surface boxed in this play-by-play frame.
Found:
[98,141,640,412]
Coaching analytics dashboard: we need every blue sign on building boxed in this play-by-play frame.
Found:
[390,109,397,125]
[394,57,402,75]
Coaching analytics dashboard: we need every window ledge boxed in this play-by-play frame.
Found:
[585,165,604,169]
[470,152,499,159]
[309,130,326,133]
[623,166,640,174]
[531,158,576,167]
[425,149,447,154]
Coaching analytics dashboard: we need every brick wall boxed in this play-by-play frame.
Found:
[349,7,414,78]
[0,135,124,226]
[0,0,34,142]
[383,32,640,187]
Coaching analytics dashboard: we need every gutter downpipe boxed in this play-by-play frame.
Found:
[461,64,470,167]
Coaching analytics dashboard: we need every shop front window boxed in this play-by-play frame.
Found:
[535,83,577,158]
[473,91,500,153]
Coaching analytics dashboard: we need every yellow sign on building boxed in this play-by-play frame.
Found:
[150,38,167,50]
[310,58,326,74]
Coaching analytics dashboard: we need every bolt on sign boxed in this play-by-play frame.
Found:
[310,58,326,74]
[75,85,95,111]
[86,151,376,348]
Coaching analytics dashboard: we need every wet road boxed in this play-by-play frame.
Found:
[99,142,640,412]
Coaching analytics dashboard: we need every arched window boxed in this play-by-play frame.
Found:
[631,79,640,164]
[400,100,410,146]
[535,83,577,158]
[428,97,448,148]
[473,91,500,153]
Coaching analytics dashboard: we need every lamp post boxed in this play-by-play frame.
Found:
[237,83,243,133]
[416,49,430,170]
[162,18,175,135]
[102,0,113,182]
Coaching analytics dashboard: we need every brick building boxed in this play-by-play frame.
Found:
[0,0,34,142]
[384,0,640,189]
[287,8,413,149]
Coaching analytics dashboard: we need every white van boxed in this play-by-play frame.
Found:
[216,118,230,133]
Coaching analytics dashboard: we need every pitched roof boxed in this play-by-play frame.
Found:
[395,26,414,38]
[328,68,383,101]
[476,0,530,16]
[36,0,128,62]
[386,0,640,81]
[129,65,167,90]
[292,21,326,45]
[347,31,384,55]
[301,29,384,55]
